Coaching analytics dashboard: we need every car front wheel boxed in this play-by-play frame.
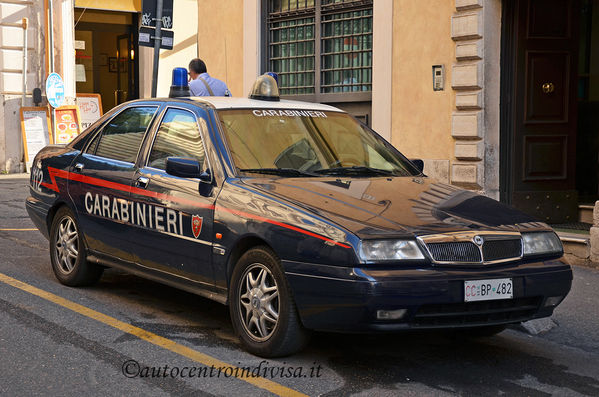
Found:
[229,246,310,357]
[49,206,103,286]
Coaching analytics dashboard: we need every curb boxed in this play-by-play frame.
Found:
[557,231,599,268]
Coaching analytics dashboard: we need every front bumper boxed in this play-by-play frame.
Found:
[284,258,572,332]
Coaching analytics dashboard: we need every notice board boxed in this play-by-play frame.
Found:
[20,107,52,167]
[55,106,82,144]
[76,93,103,130]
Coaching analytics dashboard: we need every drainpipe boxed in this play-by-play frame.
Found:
[151,0,163,97]
[47,0,55,143]
[22,18,28,107]
[48,0,54,73]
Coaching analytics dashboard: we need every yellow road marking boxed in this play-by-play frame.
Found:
[0,228,37,231]
[0,272,307,397]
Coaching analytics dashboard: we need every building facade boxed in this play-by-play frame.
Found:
[0,0,597,225]
[215,0,597,224]
[0,0,46,173]
[0,0,198,173]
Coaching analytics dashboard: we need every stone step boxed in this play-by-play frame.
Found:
[557,231,594,267]
[579,204,595,224]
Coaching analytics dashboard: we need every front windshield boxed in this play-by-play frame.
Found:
[218,108,420,177]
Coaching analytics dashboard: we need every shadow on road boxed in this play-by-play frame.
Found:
[88,268,599,396]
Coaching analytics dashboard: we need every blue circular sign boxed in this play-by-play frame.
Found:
[46,73,65,108]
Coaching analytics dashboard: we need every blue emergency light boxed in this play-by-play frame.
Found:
[169,67,190,98]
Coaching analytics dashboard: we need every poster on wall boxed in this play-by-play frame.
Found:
[20,107,52,169]
[54,106,82,144]
[76,93,103,130]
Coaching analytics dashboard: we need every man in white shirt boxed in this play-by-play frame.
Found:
[188,58,231,97]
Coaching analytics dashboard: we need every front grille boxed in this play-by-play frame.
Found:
[412,297,542,327]
[483,238,522,261]
[420,234,524,265]
[427,242,482,263]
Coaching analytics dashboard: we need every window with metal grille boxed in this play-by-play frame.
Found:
[266,0,372,97]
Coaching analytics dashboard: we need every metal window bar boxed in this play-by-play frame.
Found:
[321,48,371,56]
[270,55,315,61]
[269,1,315,18]
[268,0,372,95]
[269,13,316,93]
[320,8,371,93]
[321,0,368,5]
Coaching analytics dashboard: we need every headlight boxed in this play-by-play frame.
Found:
[522,232,563,256]
[359,240,425,262]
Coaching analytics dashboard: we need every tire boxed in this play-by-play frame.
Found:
[229,246,310,357]
[49,206,103,287]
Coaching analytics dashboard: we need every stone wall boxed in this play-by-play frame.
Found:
[591,201,599,263]
[450,0,501,198]
[451,1,484,189]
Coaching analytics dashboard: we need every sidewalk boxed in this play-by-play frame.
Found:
[0,173,29,179]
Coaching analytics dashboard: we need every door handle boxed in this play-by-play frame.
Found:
[136,176,149,189]
[74,163,84,172]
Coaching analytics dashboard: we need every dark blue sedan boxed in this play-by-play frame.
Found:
[26,80,572,357]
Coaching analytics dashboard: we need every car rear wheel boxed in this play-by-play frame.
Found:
[229,246,310,357]
[49,206,103,286]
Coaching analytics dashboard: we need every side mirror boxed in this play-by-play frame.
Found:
[166,157,201,179]
[410,159,425,174]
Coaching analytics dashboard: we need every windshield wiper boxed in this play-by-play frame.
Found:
[238,168,319,177]
[313,166,397,176]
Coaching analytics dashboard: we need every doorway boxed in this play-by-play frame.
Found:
[74,9,139,111]
[576,0,599,205]
[500,0,599,224]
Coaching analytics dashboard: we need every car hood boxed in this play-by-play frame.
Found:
[240,176,547,239]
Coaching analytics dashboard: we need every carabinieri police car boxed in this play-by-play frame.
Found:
[26,75,572,357]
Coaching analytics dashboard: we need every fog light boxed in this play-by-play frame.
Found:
[544,296,564,307]
[376,309,407,320]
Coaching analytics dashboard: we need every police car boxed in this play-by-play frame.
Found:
[26,75,572,357]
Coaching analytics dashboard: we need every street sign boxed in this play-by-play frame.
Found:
[45,73,65,108]
[138,27,174,50]
[141,0,173,29]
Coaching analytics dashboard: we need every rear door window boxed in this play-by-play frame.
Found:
[92,106,157,163]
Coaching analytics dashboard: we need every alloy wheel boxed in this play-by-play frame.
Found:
[238,263,280,341]
[54,216,79,274]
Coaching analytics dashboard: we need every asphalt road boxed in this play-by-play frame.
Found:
[1,176,599,396]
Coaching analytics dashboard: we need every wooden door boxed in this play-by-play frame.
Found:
[509,0,580,224]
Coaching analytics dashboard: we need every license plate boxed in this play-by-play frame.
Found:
[464,278,513,302]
